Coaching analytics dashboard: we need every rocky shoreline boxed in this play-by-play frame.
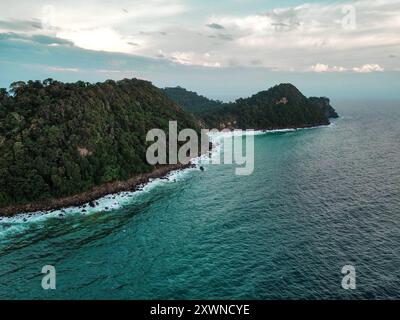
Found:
[0,122,332,218]
[0,163,194,217]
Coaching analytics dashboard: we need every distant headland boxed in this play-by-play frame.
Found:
[0,79,338,216]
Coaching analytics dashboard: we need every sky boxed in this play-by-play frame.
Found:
[0,0,399,100]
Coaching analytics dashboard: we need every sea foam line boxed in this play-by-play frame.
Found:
[208,123,333,143]
[0,166,198,228]
[0,122,334,228]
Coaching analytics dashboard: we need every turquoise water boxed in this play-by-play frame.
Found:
[1,101,400,299]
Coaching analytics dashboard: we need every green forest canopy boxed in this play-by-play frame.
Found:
[0,79,338,208]
[0,78,197,207]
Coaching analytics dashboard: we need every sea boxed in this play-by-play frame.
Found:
[0,100,399,299]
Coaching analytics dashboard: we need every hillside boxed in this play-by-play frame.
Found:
[165,83,339,130]
[309,96,339,119]
[162,86,224,115]
[0,79,198,210]
[0,80,338,215]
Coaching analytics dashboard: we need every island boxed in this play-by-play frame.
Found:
[0,79,338,216]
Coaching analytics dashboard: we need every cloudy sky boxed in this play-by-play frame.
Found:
[0,0,399,100]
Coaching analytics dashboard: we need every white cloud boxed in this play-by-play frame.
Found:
[310,64,330,72]
[48,66,80,72]
[56,28,143,53]
[352,64,384,73]
[205,0,400,69]
[0,0,187,54]
[309,63,384,73]
[170,51,221,68]
[0,0,399,71]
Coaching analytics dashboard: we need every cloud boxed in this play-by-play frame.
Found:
[0,0,187,54]
[170,51,221,68]
[31,34,73,46]
[0,29,399,101]
[0,32,73,46]
[259,7,301,31]
[310,63,330,72]
[48,66,80,72]
[205,0,400,69]
[56,28,140,53]
[206,23,225,30]
[352,64,384,73]
[208,33,234,41]
[96,69,137,75]
[250,59,263,66]
[0,19,42,31]
[310,63,384,73]
[0,0,399,71]
[310,64,347,73]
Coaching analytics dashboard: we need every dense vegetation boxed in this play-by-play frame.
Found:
[162,86,224,115]
[0,79,338,210]
[0,79,198,208]
[165,84,338,130]
[309,96,339,119]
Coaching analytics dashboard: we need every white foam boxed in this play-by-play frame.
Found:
[200,124,332,166]
[0,166,198,229]
[0,123,334,229]
[207,124,333,143]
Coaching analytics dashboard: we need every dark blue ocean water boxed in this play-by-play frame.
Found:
[1,100,400,299]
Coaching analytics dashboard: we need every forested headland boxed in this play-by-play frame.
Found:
[0,79,338,215]
[164,83,338,130]
[0,79,198,212]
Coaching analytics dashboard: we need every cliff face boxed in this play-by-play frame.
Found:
[308,97,339,119]
[0,78,198,209]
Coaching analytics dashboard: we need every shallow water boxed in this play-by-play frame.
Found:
[1,100,400,299]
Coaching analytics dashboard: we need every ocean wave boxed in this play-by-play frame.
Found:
[208,123,333,142]
[0,123,334,232]
[0,166,198,233]
[202,123,334,165]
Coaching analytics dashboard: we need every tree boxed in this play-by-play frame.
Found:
[0,88,7,100]
[0,78,199,208]
[9,81,26,95]
[43,78,55,86]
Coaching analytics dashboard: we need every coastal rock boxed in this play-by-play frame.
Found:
[308,97,339,119]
